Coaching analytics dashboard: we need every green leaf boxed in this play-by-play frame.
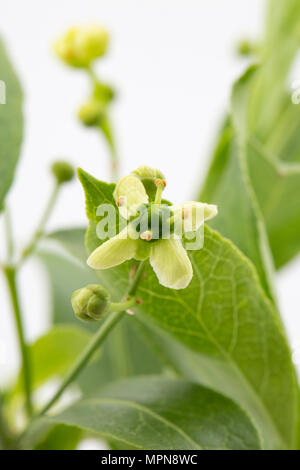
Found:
[33,424,82,450]
[13,325,93,396]
[199,117,275,300]
[199,0,300,269]
[42,377,261,450]
[78,169,298,449]
[0,38,23,210]
[45,228,88,266]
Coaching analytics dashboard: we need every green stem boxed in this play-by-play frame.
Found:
[86,65,99,86]
[4,205,14,263]
[99,117,119,182]
[86,65,119,182]
[3,266,32,417]
[38,309,124,416]
[109,298,136,313]
[36,261,146,417]
[154,182,164,204]
[20,183,60,265]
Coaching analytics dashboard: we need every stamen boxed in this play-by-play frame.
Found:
[154,178,167,188]
[182,208,190,220]
[117,196,125,207]
[140,230,152,241]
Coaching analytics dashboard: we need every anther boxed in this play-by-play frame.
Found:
[140,231,152,241]
[154,178,167,188]
[117,196,126,207]
[182,208,190,220]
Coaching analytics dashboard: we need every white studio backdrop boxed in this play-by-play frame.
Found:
[0,0,299,388]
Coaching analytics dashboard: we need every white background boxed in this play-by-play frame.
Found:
[0,0,300,390]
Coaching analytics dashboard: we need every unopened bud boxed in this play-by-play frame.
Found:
[51,161,74,184]
[54,25,109,68]
[71,284,111,322]
[78,99,105,127]
[93,82,115,104]
[132,166,165,200]
[237,39,256,57]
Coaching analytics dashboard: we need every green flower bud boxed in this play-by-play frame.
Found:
[54,25,109,68]
[71,284,111,322]
[93,82,115,104]
[132,166,166,201]
[51,161,74,184]
[78,99,105,127]
[237,39,256,57]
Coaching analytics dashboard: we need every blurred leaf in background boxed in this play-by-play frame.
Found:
[199,0,300,270]
[0,39,23,210]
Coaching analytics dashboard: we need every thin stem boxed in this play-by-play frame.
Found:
[37,309,124,416]
[109,298,136,313]
[154,182,164,204]
[86,65,99,86]
[4,205,14,263]
[86,65,119,182]
[99,117,119,182]
[3,266,32,417]
[20,183,60,265]
[36,260,146,417]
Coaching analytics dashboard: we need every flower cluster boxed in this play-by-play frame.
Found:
[54,25,109,68]
[87,166,218,290]
[54,25,116,145]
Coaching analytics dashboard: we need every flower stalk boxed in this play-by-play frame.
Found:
[20,182,60,264]
[3,265,33,418]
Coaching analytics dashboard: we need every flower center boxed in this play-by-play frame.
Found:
[129,203,172,241]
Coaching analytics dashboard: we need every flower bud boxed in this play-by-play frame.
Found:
[93,82,115,104]
[54,25,109,68]
[78,99,105,127]
[51,161,74,184]
[132,166,165,200]
[71,284,111,322]
[237,39,255,57]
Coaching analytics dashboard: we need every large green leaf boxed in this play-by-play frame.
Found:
[33,424,82,450]
[0,38,23,210]
[78,169,297,449]
[199,0,300,269]
[199,120,275,300]
[32,377,262,450]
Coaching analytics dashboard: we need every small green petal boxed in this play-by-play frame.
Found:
[150,239,193,290]
[113,175,149,219]
[87,228,137,269]
[172,202,218,233]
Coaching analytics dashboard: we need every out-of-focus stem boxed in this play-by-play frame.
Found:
[3,266,32,418]
[20,182,60,265]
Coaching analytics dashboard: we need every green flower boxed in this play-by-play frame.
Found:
[87,168,218,290]
[54,25,109,68]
